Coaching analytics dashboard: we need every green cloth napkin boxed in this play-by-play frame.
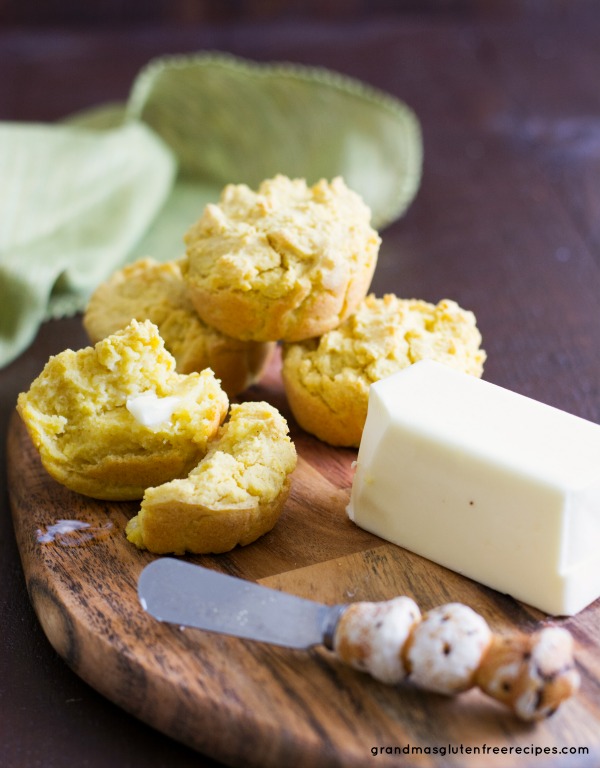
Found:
[1,52,422,369]
[0,121,175,368]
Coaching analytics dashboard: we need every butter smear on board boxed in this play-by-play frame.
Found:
[347,359,600,616]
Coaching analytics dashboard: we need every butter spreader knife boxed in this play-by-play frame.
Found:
[138,558,579,722]
[138,557,346,650]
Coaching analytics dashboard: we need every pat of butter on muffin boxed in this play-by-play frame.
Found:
[126,392,182,427]
[347,359,600,616]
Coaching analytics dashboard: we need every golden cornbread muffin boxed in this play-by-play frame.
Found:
[282,295,486,447]
[126,401,297,554]
[183,175,381,342]
[17,320,229,500]
[83,257,274,397]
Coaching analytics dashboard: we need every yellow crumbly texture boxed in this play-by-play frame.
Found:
[83,257,274,397]
[282,295,486,447]
[16,320,229,500]
[183,175,381,342]
[126,401,297,554]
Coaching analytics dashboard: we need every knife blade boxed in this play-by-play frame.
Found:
[138,557,346,650]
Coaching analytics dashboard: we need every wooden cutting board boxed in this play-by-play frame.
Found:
[7,355,600,767]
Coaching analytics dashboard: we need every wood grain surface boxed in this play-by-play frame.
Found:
[7,352,600,768]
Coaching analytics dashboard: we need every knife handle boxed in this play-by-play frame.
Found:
[331,597,579,722]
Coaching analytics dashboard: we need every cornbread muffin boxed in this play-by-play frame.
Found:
[183,175,381,342]
[83,257,274,397]
[282,295,486,447]
[17,320,229,500]
[126,401,297,554]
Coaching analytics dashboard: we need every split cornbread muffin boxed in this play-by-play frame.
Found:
[83,257,274,398]
[126,400,297,554]
[16,319,229,500]
[282,295,486,447]
[183,174,381,342]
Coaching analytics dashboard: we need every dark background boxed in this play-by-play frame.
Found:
[0,0,589,26]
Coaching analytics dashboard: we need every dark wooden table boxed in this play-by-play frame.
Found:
[2,5,600,767]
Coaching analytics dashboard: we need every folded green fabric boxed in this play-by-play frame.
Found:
[0,121,175,367]
[125,52,422,234]
[1,52,422,369]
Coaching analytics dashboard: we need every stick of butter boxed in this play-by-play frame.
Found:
[347,359,600,616]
